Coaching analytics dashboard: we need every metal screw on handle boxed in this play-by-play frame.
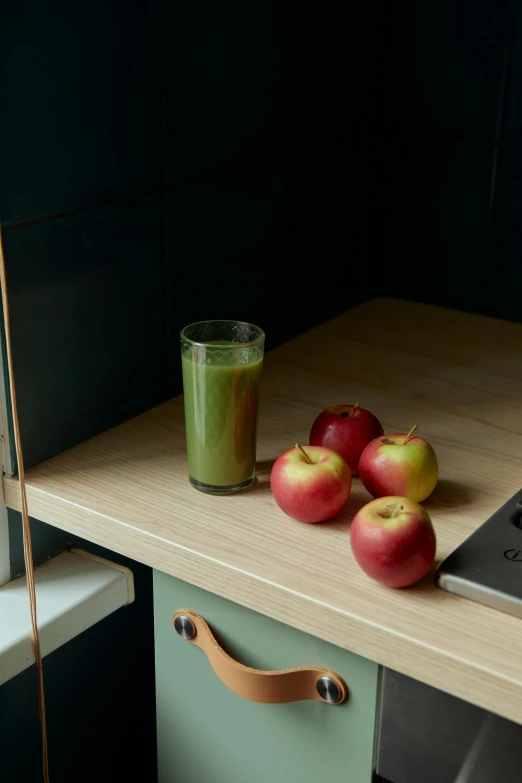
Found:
[316,676,343,704]
[174,614,196,640]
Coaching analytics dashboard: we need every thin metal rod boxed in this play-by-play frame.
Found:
[0,227,49,782]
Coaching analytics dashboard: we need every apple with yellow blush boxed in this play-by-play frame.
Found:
[270,444,351,523]
[359,426,438,503]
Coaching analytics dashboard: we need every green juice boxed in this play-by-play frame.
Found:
[182,344,263,490]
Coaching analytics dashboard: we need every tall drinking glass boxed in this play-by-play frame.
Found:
[180,320,265,494]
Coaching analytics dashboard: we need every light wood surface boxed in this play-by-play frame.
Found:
[4,298,522,723]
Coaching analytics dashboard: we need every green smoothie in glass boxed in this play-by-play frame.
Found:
[181,321,264,494]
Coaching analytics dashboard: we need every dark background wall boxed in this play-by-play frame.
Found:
[4,0,520,473]
[374,1,521,322]
[1,1,521,781]
[2,2,165,780]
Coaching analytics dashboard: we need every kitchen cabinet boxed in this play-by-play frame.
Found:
[154,570,379,783]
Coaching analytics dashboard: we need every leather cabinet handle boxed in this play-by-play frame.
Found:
[173,609,348,706]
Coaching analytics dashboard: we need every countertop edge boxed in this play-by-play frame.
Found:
[4,477,522,726]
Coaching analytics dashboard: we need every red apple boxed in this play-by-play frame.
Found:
[309,403,384,475]
[350,496,436,587]
[270,444,351,523]
[359,426,438,502]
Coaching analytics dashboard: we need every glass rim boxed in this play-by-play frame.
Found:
[180,319,265,348]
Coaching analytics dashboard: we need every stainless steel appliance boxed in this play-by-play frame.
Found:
[377,490,522,782]
[436,488,522,616]
[376,669,522,783]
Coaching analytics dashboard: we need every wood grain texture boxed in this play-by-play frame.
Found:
[4,298,522,723]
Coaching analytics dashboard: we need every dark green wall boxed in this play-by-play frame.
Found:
[162,0,381,389]
[373,1,521,322]
[2,2,165,780]
[3,3,520,471]
[3,0,381,474]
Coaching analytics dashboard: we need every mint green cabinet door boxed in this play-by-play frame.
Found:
[154,570,379,783]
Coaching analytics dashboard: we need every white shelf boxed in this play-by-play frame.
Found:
[0,548,133,685]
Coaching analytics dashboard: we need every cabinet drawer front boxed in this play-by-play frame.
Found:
[154,570,379,783]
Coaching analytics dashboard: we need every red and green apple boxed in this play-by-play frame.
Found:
[358,426,438,502]
[350,496,436,588]
[270,444,351,523]
[309,403,384,475]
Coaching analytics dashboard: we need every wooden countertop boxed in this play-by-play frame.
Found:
[4,298,522,723]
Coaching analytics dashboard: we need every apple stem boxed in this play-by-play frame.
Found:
[352,401,360,415]
[295,443,312,464]
[403,425,418,445]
